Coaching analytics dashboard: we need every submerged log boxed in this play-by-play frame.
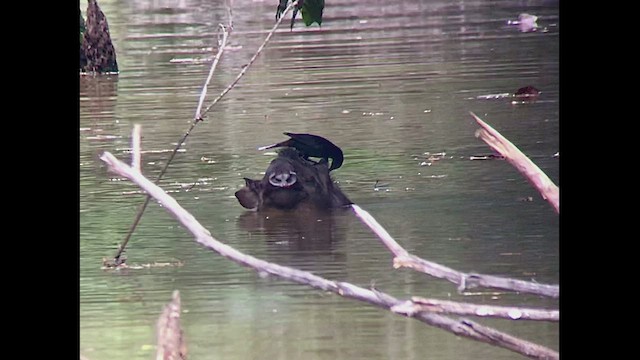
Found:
[80,0,118,74]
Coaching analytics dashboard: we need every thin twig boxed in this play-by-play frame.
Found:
[132,124,141,171]
[470,112,560,213]
[111,12,234,264]
[351,204,559,298]
[199,0,299,119]
[194,24,229,121]
[226,0,234,30]
[111,1,296,264]
[99,147,558,359]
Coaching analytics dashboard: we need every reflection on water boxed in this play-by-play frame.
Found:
[238,208,348,251]
[80,0,559,359]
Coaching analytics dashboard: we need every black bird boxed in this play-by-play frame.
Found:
[258,132,344,171]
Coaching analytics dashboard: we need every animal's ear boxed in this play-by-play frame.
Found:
[235,187,260,210]
[244,177,261,190]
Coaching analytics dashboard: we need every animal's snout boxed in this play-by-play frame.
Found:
[268,171,297,188]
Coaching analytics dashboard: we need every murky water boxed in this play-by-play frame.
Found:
[80,0,559,359]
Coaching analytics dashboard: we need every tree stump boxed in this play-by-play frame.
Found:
[80,0,118,74]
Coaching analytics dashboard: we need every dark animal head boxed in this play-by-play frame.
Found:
[235,148,352,211]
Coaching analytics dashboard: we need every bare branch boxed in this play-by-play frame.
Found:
[131,124,141,172]
[460,320,558,359]
[194,24,229,121]
[199,0,299,119]
[350,203,408,257]
[99,148,558,359]
[351,204,559,298]
[391,297,559,322]
[111,1,296,263]
[156,290,186,360]
[470,112,559,213]
[226,0,234,30]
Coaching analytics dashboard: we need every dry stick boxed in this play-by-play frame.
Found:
[461,319,557,360]
[99,149,558,360]
[226,0,234,32]
[156,290,186,360]
[111,2,297,264]
[111,20,233,265]
[198,0,299,119]
[351,204,559,298]
[470,112,560,213]
[391,297,559,322]
[194,24,229,120]
[132,124,141,171]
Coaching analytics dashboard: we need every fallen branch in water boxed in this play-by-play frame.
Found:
[99,128,558,360]
[156,290,187,360]
[470,112,559,213]
[351,204,559,298]
[110,1,301,264]
[392,297,559,322]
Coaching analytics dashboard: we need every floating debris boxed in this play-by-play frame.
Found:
[469,154,505,160]
[477,86,540,103]
[169,57,212,64]
[373,180,390,192]
[102,258,184,270]
[514,86,540,99]
[119,148,187,154]
[86,134,121,141]
[200,156,217,164]
[476,93,512,100]
[507,13,539,32]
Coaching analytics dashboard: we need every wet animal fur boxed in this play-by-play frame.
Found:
[235,148,351,211]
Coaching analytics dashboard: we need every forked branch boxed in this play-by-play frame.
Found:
[351,204,559,298]
[99,133,558,359]
[110,1,300,264]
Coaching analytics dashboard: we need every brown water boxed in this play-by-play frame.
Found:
[80,0,559,359]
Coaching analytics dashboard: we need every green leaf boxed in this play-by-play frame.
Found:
[301,0,325,26]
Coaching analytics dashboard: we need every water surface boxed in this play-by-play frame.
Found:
[80,1,559,359]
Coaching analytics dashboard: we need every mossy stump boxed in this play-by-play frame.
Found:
[80,0,118,74]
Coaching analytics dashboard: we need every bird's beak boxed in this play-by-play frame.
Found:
[257,143,278,151]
